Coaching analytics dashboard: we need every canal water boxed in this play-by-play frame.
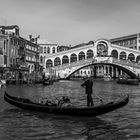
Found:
[0,79,140,140]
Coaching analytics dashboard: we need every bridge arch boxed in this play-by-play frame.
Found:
[66,62,138,79]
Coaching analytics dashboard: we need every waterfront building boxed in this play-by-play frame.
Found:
[25,36,41,82]
[0,34,8,78]
[110,33,140,51]
[43,37,140,79]
[0,25,27,82]
[0,25,42,83]
[57,45,70,52]
[37,39,58,69]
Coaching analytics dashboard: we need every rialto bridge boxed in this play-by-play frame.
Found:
[43,39,140,79]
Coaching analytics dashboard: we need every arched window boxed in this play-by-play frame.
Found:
[47,47,50,53]
[111,50,118,59]
[44,47,46,53]
[128,53,135,62]
[70,53,77,63]
[62,55,69,64]
[97,41,108,57]
[52,47,55,53]
[119,51,127,60]
[136,55,140,63]
[54,57,61,66]
[46,59,53,68]
[87,50,93,59]
[78,51,85,61]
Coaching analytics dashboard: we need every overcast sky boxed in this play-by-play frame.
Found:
[0,0,140,46]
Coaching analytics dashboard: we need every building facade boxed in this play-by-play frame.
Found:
[0,25,41,83]
[110,33,140,51]
[37,39,58,69]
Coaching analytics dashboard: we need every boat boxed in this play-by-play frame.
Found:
[103,74,112,81]
[117,78,139,85]
[42,80,53,86]
[4,91,129,117]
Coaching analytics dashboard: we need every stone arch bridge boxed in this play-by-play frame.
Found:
[66,58,138,79]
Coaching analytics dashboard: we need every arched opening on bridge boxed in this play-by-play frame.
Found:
[111,49,118,59]
[46,59,53,68]
[87,49,94,59]
[70,53,77,63]
[128,53,135,62]
[62,55,69,64]
[54,57,61,66]
[40,56,43,64]
[78,51,85,61]
[97,41,108,57]
[136,55,140,63]
[119,51,127,60]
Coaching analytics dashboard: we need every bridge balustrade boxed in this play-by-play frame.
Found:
[48,58,94,71]
[112,58,140,69]
[45,56,140,75]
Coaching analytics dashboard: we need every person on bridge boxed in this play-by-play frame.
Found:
[81,77,94,106]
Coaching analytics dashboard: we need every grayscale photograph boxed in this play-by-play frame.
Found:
[0,0,140,139]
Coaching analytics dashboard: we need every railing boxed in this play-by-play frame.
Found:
[49,58,94,71]
[46,57,140,73]
[112,58,140,69]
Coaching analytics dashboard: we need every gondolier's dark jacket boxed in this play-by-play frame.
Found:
[81,79,93,94]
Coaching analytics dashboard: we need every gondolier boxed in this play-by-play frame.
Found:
[81,77,94,106]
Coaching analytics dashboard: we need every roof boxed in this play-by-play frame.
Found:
[0,25,19,30]
[110,34,138,42]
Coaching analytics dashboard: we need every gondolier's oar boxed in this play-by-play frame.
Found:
[94,93,104,104]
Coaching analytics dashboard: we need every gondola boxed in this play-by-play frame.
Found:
[42,80,53,86]
[4,92,129,117]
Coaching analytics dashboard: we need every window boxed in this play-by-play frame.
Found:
[47,47,50,53]
[44,47,46,53]
[52,47,55,53]
[0,48,3,55]
[130,40,133,44]
[40,47,43,53]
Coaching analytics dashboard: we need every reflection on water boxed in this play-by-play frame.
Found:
[0,80,140,139]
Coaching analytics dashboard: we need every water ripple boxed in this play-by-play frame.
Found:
[0,80,140,139]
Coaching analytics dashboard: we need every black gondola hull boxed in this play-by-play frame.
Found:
[4,92,129,117]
